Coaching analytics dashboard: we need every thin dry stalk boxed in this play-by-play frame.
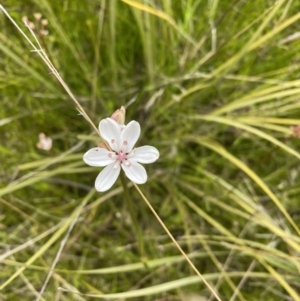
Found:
[133,183,222,301]
[0,5,100,137]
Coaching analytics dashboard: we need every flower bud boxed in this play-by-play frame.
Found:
[98,141,109,150]
[37,133,52,151]
[291,125,300,138]
[34,13,42,21]
[111,106,125,125]
[28,21,35,30]
[41,19,49,26]
[40,30,49,36]
[22,16,29,24]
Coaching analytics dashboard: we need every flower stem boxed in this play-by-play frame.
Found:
[120,172,144,257]
[0,5,101,139]
[133,182,222,301]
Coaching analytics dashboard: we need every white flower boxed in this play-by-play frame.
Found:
[83,118,159,192]
[37,133,52,151]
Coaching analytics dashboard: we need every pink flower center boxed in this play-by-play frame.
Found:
[117,151,127,162]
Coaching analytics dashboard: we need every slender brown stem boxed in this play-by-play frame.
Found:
[120,172,144,257]
[132,182,222,301]
[0,5,101,139]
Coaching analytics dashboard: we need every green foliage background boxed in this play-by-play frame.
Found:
[1,0,300,300]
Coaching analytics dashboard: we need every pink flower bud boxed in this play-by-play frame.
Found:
[40,30,49,36]
[28,21,35,30]
[37,133,52,151]
[22,16,29,24]
[291,125,300,138]
[98,141,109,150]
[111,106,125,125]
[34,13,42,21]
[41,19,48,26]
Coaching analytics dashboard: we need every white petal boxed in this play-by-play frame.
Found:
[95,162,121,192]
[130,146,159,164]
[120,121,140,153]
[121,160,147,184]
[83,147,116,167]
[99,118,121,152]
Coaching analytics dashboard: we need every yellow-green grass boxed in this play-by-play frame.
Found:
[1,0,300,300]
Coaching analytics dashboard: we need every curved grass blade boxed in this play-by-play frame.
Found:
[58,272,295,299]
[183,135,300,236]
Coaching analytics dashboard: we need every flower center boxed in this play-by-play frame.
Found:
[117,151,127,162]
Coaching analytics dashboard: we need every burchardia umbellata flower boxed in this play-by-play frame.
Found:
[83,118,159,192]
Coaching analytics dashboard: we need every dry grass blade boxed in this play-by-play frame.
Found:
[0,5,100,137]
[192,115,300,159]
[121,0,196,45]
[0,191,95,291]
[1,0,300,299]
[132,183,223,301]
[57,272,295,299]
[183,135,300,236]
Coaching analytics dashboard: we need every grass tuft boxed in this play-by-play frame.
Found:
[1,0,300,300]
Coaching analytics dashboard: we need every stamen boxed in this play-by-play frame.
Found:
[123,140,128,145]
[113,162,120,169]
[124,160,131,167]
